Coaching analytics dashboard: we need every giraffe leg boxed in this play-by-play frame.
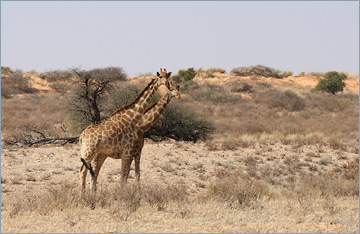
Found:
[135,139,145,186]
[134,153,142,192]
[90,154,107,193]
[120,156,132,187]
[134,154,141,183]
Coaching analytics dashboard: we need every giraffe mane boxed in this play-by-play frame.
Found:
[109,79,157,117]
[144,95,163,114]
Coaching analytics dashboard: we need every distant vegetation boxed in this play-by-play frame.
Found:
[1,70,36,98]
[315,71,347,94]
[231,65,293,78]
[206,67,226,74]
[39,69,73,82]
[298,71,324,77]
[144,104,214,142]
[172,67,197,82]
[1,66,13,74]
[53,66,213,142]
[1,66,358,149]
[66,66,127,132]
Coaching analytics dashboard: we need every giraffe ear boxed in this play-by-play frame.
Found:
[157,72,161,78]
[167,72,172,78]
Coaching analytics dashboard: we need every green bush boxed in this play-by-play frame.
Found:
[231,65,292,78]
[173,68,197,82]
[144,104,214,142]
[315,71,346,94]
[1,66,13,75]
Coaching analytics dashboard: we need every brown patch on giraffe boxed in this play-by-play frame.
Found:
[127,111,135,119]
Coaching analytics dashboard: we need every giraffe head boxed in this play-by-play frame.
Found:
[168,81,181,99]
[157,68,171,87]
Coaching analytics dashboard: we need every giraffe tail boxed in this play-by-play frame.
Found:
[80,158,95,177]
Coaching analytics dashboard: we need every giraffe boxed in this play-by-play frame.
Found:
[79,69,171,193]
[132,81,181,183]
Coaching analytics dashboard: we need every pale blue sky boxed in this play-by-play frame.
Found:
[1,1,359,76]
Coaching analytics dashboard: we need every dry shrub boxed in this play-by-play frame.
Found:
[231,65,291,78]
[191,84,241,104]
[8,183,80,216]
[206,67,226,74]
[344,158,359,180]
[221,139,238,150]
[1,72,37,97]
[214,167,232,178]
[206,173,274,208]
[229,81,252,93]
[39,70,73,82]
[305,92,352,112]
[328,137,345,150]
[49,82,71,93]
[1,93,67,141]
[7,182,189,218]
[205,141,221,151]
[305,71,324,77]
[142,183,188,210]
[306,134,325,145]
[255,89,305,112]
[240,119,269,134]
[297,164,359,197]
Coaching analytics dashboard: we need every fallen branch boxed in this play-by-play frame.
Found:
[25,136,79,146]
[4,126,79,146]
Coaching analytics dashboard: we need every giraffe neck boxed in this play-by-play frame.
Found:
[109,78,161,122]
[138,92,172,133]
[133,79,160,115]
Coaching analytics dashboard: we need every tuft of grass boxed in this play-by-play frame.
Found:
[25,175,37,182]
[328,138,345,150]
[142,183,188,211]
[206,173,274,208]
[160,163,176,173]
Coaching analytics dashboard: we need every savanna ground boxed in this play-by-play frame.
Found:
[1,68,359,232]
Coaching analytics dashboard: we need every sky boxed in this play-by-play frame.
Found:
[1,1,359,76]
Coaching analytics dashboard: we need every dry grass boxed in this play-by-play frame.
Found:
[1,71,359,232]
[1,142,358,232]
[1,93,68,141]
[1,72,358,150]
[4,181,188,219]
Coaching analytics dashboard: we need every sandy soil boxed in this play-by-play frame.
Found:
[193,73,359,93]
[1,141,359,232]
